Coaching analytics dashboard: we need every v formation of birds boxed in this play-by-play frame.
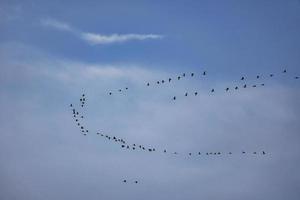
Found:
[70,69,298,183]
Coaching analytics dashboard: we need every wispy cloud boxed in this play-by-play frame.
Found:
[40,18,164,45]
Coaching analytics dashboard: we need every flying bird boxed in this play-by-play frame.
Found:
[241,77,245,80]
[168,78,172,82]
[191,73,194,77]
[185,92,188,96]
[147,83,150,86]
[243,84,247,88]
[226,88,229,91]
[283,69,287,73]
[211,89,214,92]
[203,71,206,75]
[194,92,198,96]
[173,96,176,100]
[178,76,181,80]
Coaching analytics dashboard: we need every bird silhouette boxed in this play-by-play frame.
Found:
[178,76,181,80]
[168,78,172,82]
[283,69,287,73]
[125,87,128,90]
[183,73,186,77]
[135,181,138,184]
[211,89,215,92]
[147,83,150,86]
[241,77,245,80]
[295,76,299,79]
[270,74,274,77]
[70,104,73,107]
[262,151,266,155]
[203,71,206,75]
[173,96,176,100]
[185,92,188,96]
[235,86,238,90]
[157,81,160,84]
[243,84,247,88]
[256,75,260,79]
[162,80,165,83]
[252,85,257,87]
[191,73,194,77]
[194,92,198,96]
[226,88,229,91]
[123,180,127,183]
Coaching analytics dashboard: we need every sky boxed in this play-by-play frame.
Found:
[0,0,300,199]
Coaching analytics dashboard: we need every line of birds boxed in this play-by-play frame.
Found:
[79,94,86,107]
[108,71,207,95]
[108,69,299,98]
[70,99,88,135]
[69,102,267,158]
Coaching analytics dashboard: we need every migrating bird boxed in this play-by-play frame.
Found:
[235,86,238,90]
[270,74,274,77]
[178,76,181,80]
[118,89,122,92]
[256,75,260,79]
[226,88,229,91]
[123,180,127,183]
[203,71,206,76]
[168,78,172,82]
[243,84,247,88]
[252,85,257,87]
[173,96,176,100]
[135,181,138,184]
[70,104,73,107]
[183,73,186,77]
[241,77,245,80]
[295,76,299,79]
[147,83,150,86]
[211,89,215,92]
[185,92,188,96]
[164,150,167,153]
[162,80,165,83]
[194,92,198,96]
[262,151,266,155]
[125,87,128,90]
[191,73,194,77]
[157,81,160,84]
[283,69,287,73]
[261,83,265,86]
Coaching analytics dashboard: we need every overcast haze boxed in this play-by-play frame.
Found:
[1,1,300,200]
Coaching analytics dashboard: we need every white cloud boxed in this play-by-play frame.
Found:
[81,33,163,45]
[40,18,164,45]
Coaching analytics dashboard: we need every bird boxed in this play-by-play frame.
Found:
[189,153,192,156]
[125,87,128,90]
[148,149,152,152]
[270,74,274,77]
[243,84,247,88]
[83,98,85,101]
[118,89,122,92]
[174,152,178,154]
[262,151,266,155]
[147,83,150,86]
[256,75,260,79]
[194,92,198,96]
[183,73,186,77]
[135,181,138,184]
[178,76,181,80]
[229,152,232,154]
[253,152,257,154]
[235,86,238,90]
[198,152,201,155]
[76,119,78,122]
[82,94,85,97]
[168,78,172,82]
[121,145,125,148]
[162,80,165,83]
[242,151,246,154]
[211,89,215,92]
[295,76,299,79]
[123,180,127,183]
[241,77,245,80]
[203,71,206,75]
[185,92,188,96]
[226,87,229,91]
[252,85,257,87]
[81,126,84,129]
[261,83,265,86]
[191,73,194,77]
[81,116,84,118]
[173,96,176,100]
[164,150,167,153]
[97,132,100,135]
[157,81,160,84]
[283,69,287,73]
[70,104,73,107]
[133,147,135,150]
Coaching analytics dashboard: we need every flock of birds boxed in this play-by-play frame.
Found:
[107,69,299,101]
[69,69,299,183]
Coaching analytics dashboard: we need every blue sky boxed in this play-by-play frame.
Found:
[1,1,300,200]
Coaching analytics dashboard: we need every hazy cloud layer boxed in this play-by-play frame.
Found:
[1,43,300,200]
